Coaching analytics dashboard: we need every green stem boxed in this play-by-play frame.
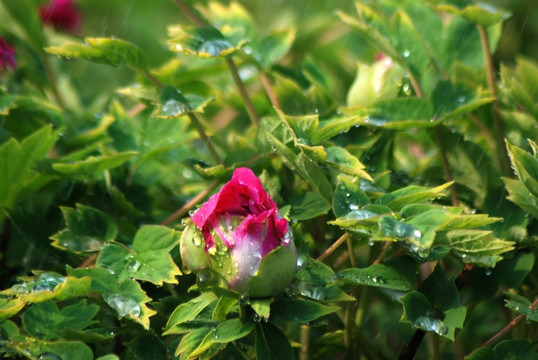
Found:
[225,56,260,125]
[43,57,66,109]
[346,235,358,268]
[188,112,223,164]
[300,325,310,360]
[431,333,440,360]
[172,0,260,126]
[477,24,512,177]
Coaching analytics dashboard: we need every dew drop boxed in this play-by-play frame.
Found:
[403,50,410,58]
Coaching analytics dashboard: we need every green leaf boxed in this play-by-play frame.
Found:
[125,333,168,360]
[506,140,538,197]
[164,292,218,334]
[22,300,99,341]
[0,125,57,215]
[5,339,93,360]
[190,318,255,357]
[52,151,137,179]
[356,98,437,130]
[466,340,538,360]
[168,25,246,58]
[375,182,452,211]
[154,85,214,118]
[50,204,117,254]
[67,267,156,329]
[461,5,506,26]
[256,29,296,68]
[325,146,372,181]
[431,80,494,120]
[332,262,414,291]
[96,225,181,285]
[505,299,538,322]
[0,298,25,321]
[389,10,430,78]
[1,272,91,304]
[270,299,339,323]
[46,38,150,72]
[288,191,331,220]
[333,175,371,218]
[294,259,354,302]
[503,178,538,218]
[0,0,45,50]
[255,322,294,360]
[438,230,515,267]
[400,291,466,340]
[174,326,212,358]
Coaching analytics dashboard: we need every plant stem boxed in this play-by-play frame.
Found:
[188,112,223,164]
[43,57,66,109]
[300,325,310,360]
[173,0,204,26]
[399,329,426,360]
[78,254,98,268]
[160,180,219,226]
[479,298,538,349]
[172,0,261,126]
[477,24,512,177]
[317,233,348,262]
[346,235,358,268]
[431,333,440,360]
[225,56,260,125]
[260,70,281,109]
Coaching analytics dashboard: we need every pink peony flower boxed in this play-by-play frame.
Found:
[180,167,296,297]
[0,37,16,72]
[40,0,82,34]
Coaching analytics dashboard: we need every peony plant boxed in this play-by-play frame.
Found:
[180,167,297,298]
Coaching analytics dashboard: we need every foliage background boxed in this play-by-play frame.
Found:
[1,0,537,359]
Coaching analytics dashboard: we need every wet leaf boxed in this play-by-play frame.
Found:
[255,322,294,360]
[270,299,339,324]
[22,300,99,340]
[96,226,182,285]
[50,204,117,254]
[168,25,246,58]
[47,38,151,72]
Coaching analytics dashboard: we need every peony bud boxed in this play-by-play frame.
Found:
[40,0,82,34]
[0,37,16,73]
[180,168,297,298]
[346,53,404,107]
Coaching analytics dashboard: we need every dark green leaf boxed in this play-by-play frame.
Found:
[190,318,255,357]
[270,299,339,323]
[255,322,294,360]
[288,191,331,220]
[332,262,414,291]
[466,340,538,360]
[52,151,137,179]
[50,204,117,254]
[165,292,218,334]
[22,300,99,340]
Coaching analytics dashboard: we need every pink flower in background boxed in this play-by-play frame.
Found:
[40,0,82,34]
[180,167,296,297]
[0,37,16,72]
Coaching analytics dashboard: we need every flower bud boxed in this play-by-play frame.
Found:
[180,168,297,298]
[0,37,16,73]
[40,0,82,34]
[347,53,404,107]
